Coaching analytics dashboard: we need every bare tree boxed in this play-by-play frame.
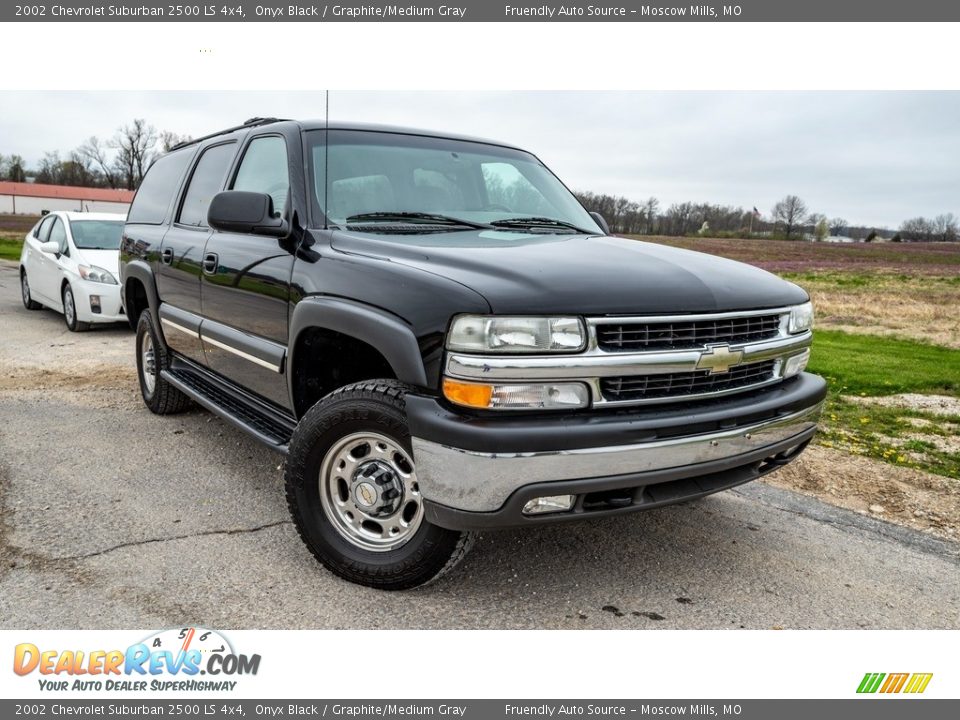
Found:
[664,202,696,236]
[900,217,935,242]
[77,136,118,188]
[642,197,659,234]
[111,119,158,189]
[159,130,191,153]
[828,217,847,236]
[35,151,64,185]
[6,154,27,182]
[771,195,809,240]
[932,213,959,242]
[60,151,98,187]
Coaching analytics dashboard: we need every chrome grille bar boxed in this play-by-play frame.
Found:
[444,308,811,408]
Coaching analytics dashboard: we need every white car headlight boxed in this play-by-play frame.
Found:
[78,265,117,285]
[788,302,814,334]
[447,315,585,354]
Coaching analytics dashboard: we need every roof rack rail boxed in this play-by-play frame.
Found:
[168,117,288,152]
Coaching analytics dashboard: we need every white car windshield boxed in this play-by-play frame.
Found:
[308,130,600,234]
[69,220,124,250]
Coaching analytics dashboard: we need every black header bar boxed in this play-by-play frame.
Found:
[5,1,958,23]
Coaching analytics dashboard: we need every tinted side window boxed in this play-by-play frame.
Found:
[128,149,193,225]
[232,136,289,216]
[49,218,68,255]
[36,215,55,242]
[178,143,235,227]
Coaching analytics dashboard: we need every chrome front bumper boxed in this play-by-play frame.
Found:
[412,400,823,513]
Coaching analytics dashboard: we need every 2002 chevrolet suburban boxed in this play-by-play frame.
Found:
[119,117,825,589]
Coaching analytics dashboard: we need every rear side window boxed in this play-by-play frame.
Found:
[128,149,193,225]
[177,143,236,227]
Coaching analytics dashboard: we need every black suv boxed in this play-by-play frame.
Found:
[120,118,825,589]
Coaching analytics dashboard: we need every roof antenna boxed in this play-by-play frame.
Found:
[323,89,330,230]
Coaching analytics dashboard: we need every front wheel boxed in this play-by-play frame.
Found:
[285,380,475,590]
[62,284,90,332]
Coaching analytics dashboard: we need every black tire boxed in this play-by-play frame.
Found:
[285,379,475,590]
[62,284,90,332]
[135,309,192,415]
[20,270,42,310]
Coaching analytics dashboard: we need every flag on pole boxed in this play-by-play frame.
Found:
[752,206,761,217]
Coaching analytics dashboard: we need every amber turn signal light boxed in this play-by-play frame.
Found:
[442,378,494,409]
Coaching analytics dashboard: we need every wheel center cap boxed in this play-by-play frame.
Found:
[351,460,403,517]
[354,481,378,508]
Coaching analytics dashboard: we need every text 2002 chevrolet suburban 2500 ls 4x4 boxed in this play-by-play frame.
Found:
[119,118,825,589]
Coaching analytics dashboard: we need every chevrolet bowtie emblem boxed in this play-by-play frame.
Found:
[696,344,744,374]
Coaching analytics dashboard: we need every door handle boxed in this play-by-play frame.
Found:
[160,248,174,265]
[202,253,219,275]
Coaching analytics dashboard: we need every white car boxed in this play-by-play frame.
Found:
[19,211,127,331]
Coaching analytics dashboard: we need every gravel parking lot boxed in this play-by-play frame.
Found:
[1,260,957,629]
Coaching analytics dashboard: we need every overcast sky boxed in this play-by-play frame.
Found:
[1,91,957,229]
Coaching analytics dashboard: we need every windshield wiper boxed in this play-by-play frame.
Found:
[346,212,493,230]
[490,216,594,234]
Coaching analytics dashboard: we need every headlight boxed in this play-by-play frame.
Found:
[443,378,590,410]
[788,302,814,334]
[78,265,117,285]
[447,315,585,354]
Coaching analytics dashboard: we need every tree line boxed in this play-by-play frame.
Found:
[0,119,189,191]
[1,125,956,242]
[575,190,959,242]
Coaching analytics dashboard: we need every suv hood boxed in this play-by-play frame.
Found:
[331,230,808,315]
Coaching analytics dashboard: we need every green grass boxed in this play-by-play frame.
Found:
[809,329,960,397]
[808,329,960,478]
[818,398,960,478]
[783,270,960,289]
[0,235,23,261]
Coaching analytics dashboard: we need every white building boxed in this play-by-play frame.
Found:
[0,181,134,215]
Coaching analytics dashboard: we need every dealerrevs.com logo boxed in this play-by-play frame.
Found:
[13,627,260,692]
[857,672,933,694]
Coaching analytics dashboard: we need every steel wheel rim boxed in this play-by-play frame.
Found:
[319,431,423,552]
[21,275,30,305]
[64,288,75,325]
[141,332,156,395]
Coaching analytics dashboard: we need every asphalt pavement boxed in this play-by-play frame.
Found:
[1,260,957,629]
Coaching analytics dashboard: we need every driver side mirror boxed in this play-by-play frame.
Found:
[208,191,289,237]
[590,212,611,235]
[39,241,60,256]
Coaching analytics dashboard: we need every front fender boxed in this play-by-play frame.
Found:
[287,296,429,405]
[122,260,163,340]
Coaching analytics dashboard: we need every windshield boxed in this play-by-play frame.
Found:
[307,130,600,234]
[69,220,124,250]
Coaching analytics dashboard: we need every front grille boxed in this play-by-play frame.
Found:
[596,314,782,352]
[600,360,777,403]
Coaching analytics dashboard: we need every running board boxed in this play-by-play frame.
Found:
[161,361,296,454]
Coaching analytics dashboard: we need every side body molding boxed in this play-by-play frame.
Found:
[288,296,429,406]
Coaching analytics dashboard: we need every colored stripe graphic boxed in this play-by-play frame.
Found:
[857,672,932,694]
[880,673,909,693]
[904,673,933,694]
[857,673,885,693]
